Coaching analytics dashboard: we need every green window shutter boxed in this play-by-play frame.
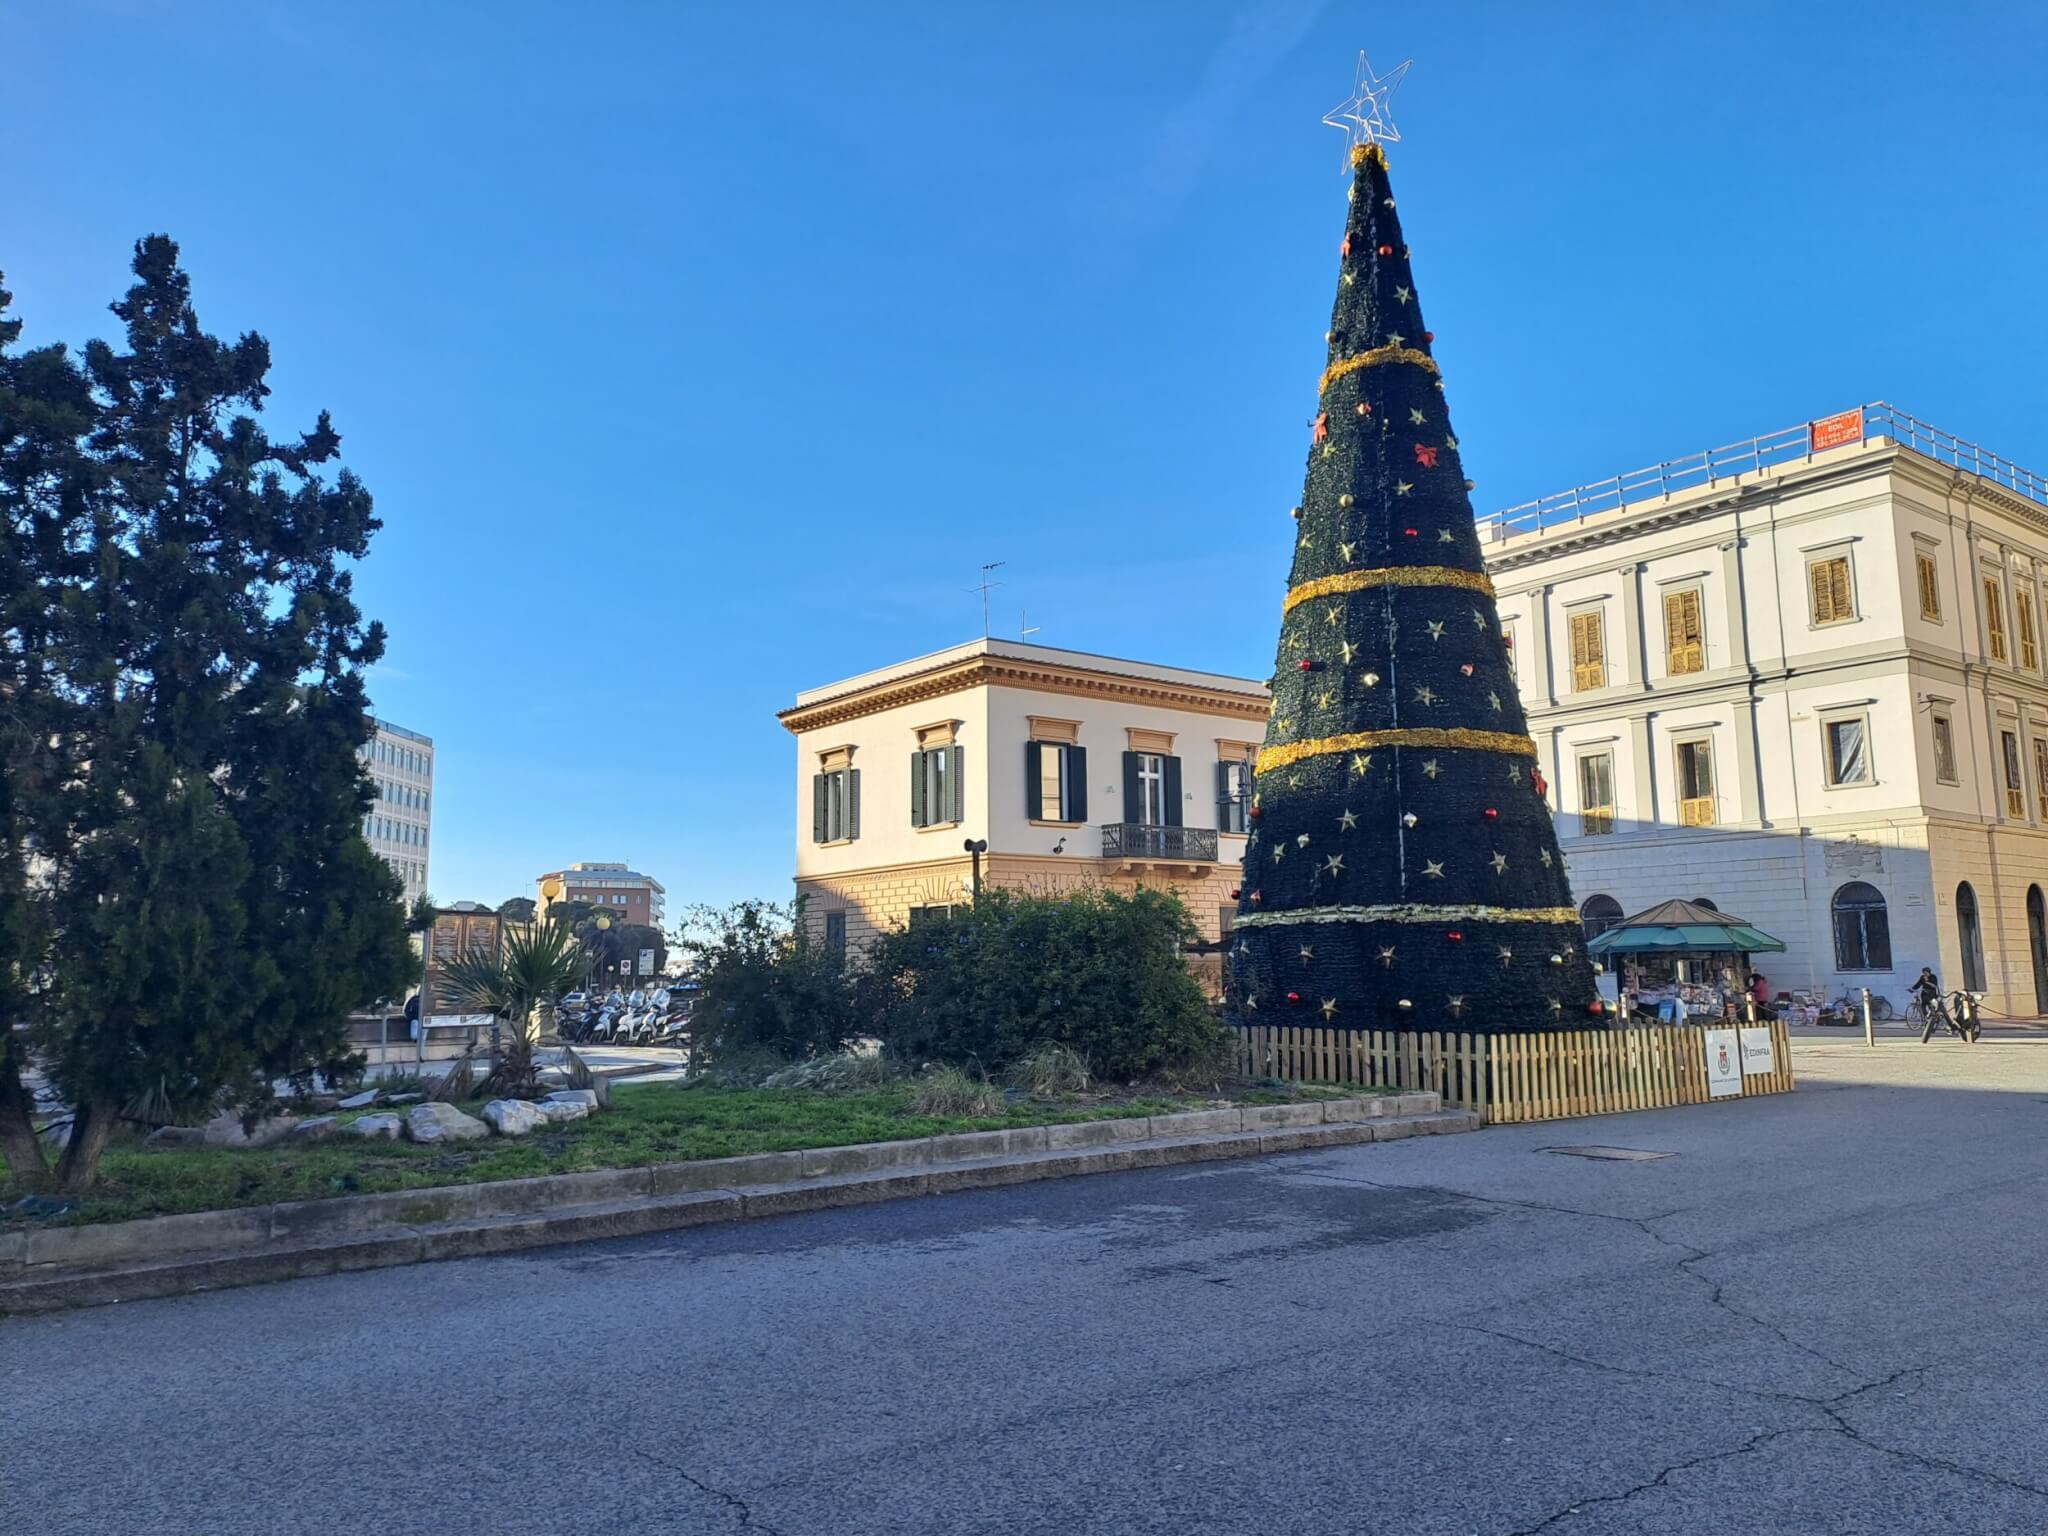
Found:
[848,769,860,841]
[1068,745,1088,824]
[1216,760,1233,831]
[1025,742,1043,820]
[812,774,827,842]
[1122,752,1142,824]
[947,745,965,823]
[910,751,927,827]
[1163,755,1183,826]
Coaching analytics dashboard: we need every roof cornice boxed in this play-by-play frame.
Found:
[779,654,1270,734]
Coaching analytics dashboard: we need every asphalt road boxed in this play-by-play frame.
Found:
[5,1033,2047,1535]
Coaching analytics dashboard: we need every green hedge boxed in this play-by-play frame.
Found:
[861,888,1221,1079]
[685,889,1223,1081]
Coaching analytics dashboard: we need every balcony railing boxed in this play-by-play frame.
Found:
[1102,823,1220,862]
[1474,402,2048,543]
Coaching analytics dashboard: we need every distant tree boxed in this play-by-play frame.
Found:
[497,896,537,924]
[0,239,411,1191]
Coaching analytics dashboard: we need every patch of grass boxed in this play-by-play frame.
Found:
[0,1073,1398,1229]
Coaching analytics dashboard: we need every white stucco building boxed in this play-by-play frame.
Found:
[362,716,434,906]
[1485,403,2048,1016]
[780,640,1269,959]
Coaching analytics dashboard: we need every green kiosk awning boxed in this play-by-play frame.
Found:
[1586,898,1787,957]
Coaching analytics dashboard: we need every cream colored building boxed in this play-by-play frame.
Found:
[1485,403,2048,1016]
[362,716,434,907]
[781,640,1268,954]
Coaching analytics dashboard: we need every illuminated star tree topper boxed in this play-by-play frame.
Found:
[1321,49,1412,158]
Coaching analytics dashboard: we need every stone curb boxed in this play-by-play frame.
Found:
[0,1096,1471,1316]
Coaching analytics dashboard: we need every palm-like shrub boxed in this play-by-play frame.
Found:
[441,920,583,1095]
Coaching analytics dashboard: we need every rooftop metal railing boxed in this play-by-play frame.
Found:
[1474,402,2048,542]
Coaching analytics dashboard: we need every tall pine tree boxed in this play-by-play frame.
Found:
[0,239,411,1190]
[1229,140,1599,1033]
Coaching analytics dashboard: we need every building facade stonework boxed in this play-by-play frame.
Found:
[782,640,1267,961]
[1485,409,2048,1016]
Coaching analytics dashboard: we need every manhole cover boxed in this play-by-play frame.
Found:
[1541,1145,1674,1162]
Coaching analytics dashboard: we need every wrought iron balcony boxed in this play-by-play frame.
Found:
[1101,823,1219,863]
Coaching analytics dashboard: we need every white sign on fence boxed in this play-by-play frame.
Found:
[1738,1026,1776,1076]
[1703,1029,1743,1098]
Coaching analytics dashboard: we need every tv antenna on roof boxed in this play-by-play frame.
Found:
[971,561,1006,637]
[1020,610,1040,641]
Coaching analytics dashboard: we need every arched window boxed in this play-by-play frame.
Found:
[1956,882,1987,992]
[1581,894,1624,941]
[1832,882,1891,971]
[2028,886,2048,1013]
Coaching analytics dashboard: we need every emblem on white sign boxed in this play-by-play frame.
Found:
[1703,1029,1743,1099]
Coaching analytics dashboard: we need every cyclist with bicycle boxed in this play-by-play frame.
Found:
[1910,965,1940,1017]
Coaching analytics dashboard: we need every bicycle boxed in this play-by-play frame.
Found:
[1918,989,1982,1044]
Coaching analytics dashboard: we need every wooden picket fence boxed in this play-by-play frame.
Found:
[1229,1016,1794,1125]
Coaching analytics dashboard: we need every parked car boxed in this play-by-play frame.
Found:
[560,990,588,1010]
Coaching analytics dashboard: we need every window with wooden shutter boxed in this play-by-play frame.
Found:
[1931,713,1959,785]
[1809,556,1853,626]
[2018,588,2039,670]
[1916,551,1942,621]
[1568,610,1606,692]
[2033,738,2048,821]
[1663,589,1704,676]
[2002,731,2026,818]
[1676,739,1716,826]
[1984,575,2008,662]
[1577,752,1615,836]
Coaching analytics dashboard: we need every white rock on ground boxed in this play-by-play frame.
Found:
[346,1113,404,1140]
[482,1100,546,1137]
[533,1099,591,1124]
[543,1089,600,1110]
[336,1090,381,1110]
[404,1102,489,1144]
[288,1116,341,1143]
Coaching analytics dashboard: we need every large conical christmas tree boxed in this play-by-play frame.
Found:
[1229,131,1600,1033]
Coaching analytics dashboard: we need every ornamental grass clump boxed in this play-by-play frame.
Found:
[909,1064,1004,1118]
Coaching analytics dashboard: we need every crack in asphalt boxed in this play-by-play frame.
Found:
[1298,1169,2048,1525]
[631,1447,785,1534]
[1499,1426,1835,1536]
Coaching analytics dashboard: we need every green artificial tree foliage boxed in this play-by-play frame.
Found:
[0,238,410,1190]
[1229,143,1599,1033]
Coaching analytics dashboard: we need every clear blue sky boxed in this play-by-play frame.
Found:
[9,1,2046,916]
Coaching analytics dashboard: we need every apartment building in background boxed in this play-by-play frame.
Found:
[536,862,667,928]
[1485,402,2048,1017]
[781,639,1269,959]
[362,717,434,907]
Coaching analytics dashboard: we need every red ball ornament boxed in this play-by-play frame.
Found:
[1483,808,1499,821]
[1423,331,1435,343]
[1377,244,1392,257]
[1588,1000,1605,1016]
[1447,930,1463,943]
[1229,888,1241,901]
[1403,528,1418,538]
[1249,806,1262,820]
[1286,991,1302,1006]
[1298,658,1316,672]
